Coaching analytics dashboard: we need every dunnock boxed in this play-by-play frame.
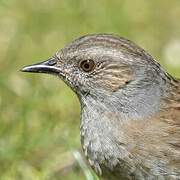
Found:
[21,34,180,179]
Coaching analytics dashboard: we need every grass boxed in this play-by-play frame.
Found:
[0,0,180,179]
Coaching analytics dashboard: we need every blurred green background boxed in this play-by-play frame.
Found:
[0,0,180,179]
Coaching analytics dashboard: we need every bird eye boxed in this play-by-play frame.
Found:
[79,59,95,72]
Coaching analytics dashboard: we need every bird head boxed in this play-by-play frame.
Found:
[21,34,166,104]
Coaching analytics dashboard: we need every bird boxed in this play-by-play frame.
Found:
[21,34,180,180]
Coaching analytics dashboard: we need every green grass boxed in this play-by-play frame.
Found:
[0,0,180,179]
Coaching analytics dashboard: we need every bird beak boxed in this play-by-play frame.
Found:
[20,57,61,74]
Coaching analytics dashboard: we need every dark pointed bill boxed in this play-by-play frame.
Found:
[20,57,60,74]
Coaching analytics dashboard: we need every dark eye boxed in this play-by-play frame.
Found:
[79,59,95,72]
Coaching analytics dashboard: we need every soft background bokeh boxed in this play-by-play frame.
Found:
[0,0,180,179]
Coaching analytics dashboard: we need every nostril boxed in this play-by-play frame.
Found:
[46,58,57,66]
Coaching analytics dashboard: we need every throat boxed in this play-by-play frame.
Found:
[80,98,130,175]
[79,80,168,174]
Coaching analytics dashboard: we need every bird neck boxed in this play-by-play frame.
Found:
[111,82,165,119]
[80,96,130,175]
[79,73,171,174]
[81,79,169,121]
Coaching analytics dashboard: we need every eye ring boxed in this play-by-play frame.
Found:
[79,59,95,72]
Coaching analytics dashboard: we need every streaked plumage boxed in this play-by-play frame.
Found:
[21,34,180,179]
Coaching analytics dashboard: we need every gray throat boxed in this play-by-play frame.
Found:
[79,76,169,175]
